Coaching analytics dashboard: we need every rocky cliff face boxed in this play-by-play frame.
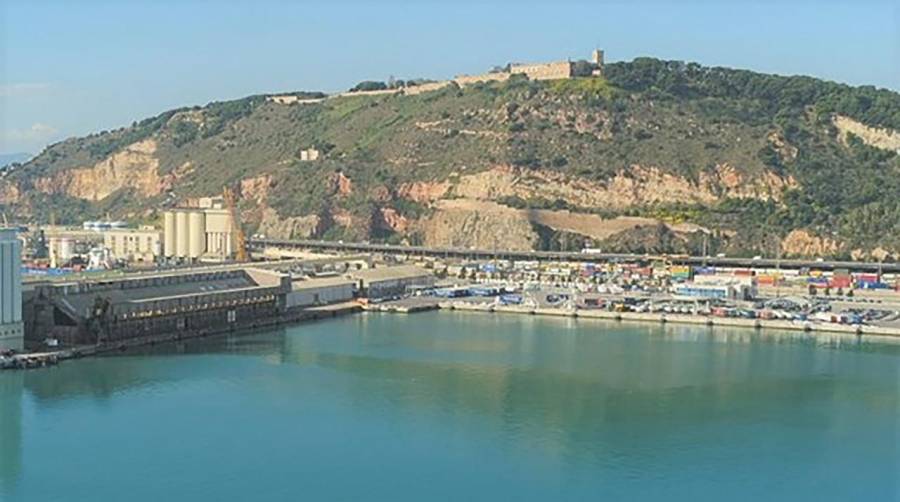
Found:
[780,229,841,258]
[833,115,900,152]
[33,140,173,201]
[420,200,539,250]
[417,198,706,251]
[448,163,794,209]
[257,208,320,240]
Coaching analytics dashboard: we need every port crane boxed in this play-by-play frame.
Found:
[222,185,249,262]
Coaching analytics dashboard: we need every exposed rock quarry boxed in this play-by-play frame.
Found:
[781,229,842,257]
[36,139,166,201]
[421,200,539,250]
[421,198,706,250]
[377,208,410,233]
[257,207,319,240]
[698,163,797,200]
[450,164,794,210]
[240,174,274,204]
[833,115,900,152]
[397,180,451,203]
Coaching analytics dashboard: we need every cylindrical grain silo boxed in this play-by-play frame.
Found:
[175,211,189,258]
[163,211,176,257]
[188,211,206,259]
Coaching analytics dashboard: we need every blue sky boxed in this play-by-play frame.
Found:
[1,0,898,154]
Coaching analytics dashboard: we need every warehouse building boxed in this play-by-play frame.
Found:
[673,275,757,301]
[286,276,356,309]
[25,267,289,347]
[0,229,23,352]
[350,265,434,299]
[103,227,162,263]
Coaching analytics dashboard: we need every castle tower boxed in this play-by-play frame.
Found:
[592,49,605,66]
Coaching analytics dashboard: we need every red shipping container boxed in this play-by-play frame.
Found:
[829,277,852,288]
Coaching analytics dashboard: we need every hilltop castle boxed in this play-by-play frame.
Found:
[267,49,607,102]
[454,48,604,86]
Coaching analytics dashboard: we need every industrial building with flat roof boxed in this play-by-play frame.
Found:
[350,265,434,299]
[286,276,356,309]
[673,275,757,301]
[25,268,289,347]
[103,227,162,263]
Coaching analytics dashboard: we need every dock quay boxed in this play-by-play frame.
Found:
[362,297,440,313]
[369,299,900,340]
[9,251,900,370]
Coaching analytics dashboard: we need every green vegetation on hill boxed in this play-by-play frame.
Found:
[4,57,900,258]
[605,58,900,130]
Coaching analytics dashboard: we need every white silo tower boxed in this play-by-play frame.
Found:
[163,211,176,258]
[188,211,206,259]
[175,211,189,258]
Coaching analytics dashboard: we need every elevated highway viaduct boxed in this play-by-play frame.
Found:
[249,238,900,275]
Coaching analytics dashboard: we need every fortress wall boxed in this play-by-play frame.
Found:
[336,88,403,98]
[404,81,452,96]
[267,96,326,105]
[510,61,573,81]
[453,72,510,86]
[268,95,300,104]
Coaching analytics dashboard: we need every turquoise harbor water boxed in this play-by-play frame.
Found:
[1,312,898,501]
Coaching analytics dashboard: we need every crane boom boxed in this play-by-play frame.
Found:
[223,186,249,262]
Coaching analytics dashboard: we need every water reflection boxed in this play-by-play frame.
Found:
[4,312,899,500]
[22,329,288,402]
[279,313,881,468]
[0,372,23,494]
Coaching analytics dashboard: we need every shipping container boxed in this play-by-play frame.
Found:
[711,307,730,317]
[829,277,852,288]
[499,294,523,305]
[468,286,502,296]
[859,282,891,290]
[756,274,782,285]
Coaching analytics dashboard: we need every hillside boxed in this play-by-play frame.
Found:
[3,58,900,259]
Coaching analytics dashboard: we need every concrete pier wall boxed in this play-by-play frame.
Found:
[439,302,899,338]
